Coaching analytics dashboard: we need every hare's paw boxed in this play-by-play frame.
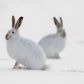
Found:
[55,54,61,59]
[18,66,25,69]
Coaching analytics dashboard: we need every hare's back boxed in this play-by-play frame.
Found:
[39,34,58,49]
[20,38,46,57]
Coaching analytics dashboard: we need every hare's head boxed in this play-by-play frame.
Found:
[5,16,23,40]
[53,17,66,37]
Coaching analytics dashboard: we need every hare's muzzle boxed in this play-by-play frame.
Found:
[5,33,9,40]
[61,31,66,37]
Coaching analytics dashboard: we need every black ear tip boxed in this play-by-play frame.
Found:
[53,17,55,19]
[12,15,14,18]
[60,17,62,19]
[20,17,23,19]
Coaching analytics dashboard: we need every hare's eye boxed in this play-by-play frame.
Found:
[12,31,14,34]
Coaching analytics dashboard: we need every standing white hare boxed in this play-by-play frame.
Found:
[5,16,46,70]
[39,17,66,58]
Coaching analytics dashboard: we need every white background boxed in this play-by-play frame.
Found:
[0,0,84,84]
[0,0,84,58]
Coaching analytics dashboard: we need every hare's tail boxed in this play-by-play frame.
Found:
[43,65,51,70]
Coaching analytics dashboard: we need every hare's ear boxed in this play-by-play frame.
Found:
[53,17,60,29]
[15,17,23,30]
[12,16,15,28]
[60,17,63,27]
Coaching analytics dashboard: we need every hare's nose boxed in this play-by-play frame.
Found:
[5,33,9,40]
[63,32,66,37]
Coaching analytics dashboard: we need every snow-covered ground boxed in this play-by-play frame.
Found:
[0,0,84,84]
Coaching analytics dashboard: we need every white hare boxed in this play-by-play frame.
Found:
[5,16,46,70]
[39,17,66,58]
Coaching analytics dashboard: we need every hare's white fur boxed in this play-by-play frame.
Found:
[39,17,66,58]
[6,16,46,70]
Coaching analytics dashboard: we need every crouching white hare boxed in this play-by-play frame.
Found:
[5,16,46,70]
[39,17,66,58]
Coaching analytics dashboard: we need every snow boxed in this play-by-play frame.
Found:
[0,68,84,84]
[0,0,84,84]
[0,58,84,84]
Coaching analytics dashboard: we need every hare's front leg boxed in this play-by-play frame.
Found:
[55,54,61,59]
[13,61,20,69]
[18,66,25,69]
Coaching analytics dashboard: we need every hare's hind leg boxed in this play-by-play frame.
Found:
[13,61,20,69]
[55,54,61,59]
[17,66,31,69]
[18,66,25,69]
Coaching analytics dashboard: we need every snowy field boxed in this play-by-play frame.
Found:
[0,0,84,84]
